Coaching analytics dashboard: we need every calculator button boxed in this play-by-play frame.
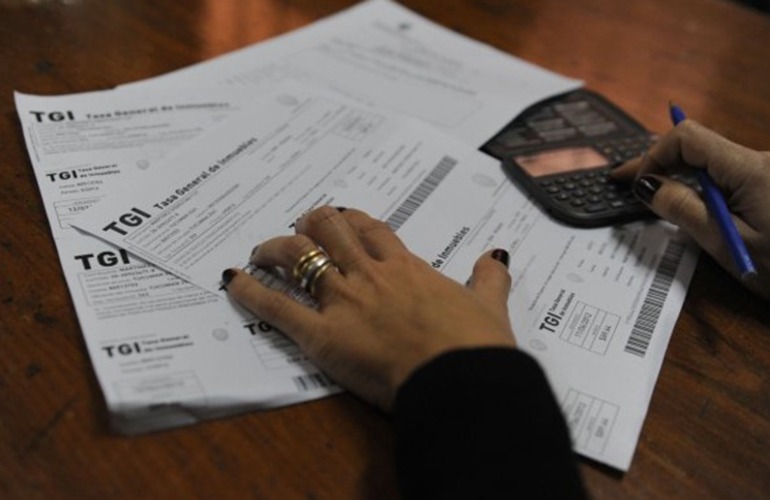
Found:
[572,189,587,198]
[555,193,570,201]
[585,203,608,213]
[570,199,585,207]
[609,200,626,208]
[588,186,603,195]
[587,195,602,204]
[545,186,560,194]
[579,180,592,187]
[538,179,553,187]
[563,183,577,190]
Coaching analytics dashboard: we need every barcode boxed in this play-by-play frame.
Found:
[624,240,687,357]
[293,372,335,392]
[385,156,457,231]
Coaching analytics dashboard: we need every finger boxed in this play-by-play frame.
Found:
[612,121,747,182]
[251,234,345,296]
[250,234,314,267]
[223,268,321,348]
[337,208,408,260]
[633,174,730,260]
[467,249,512,309]
[613,121,709,181]
[649,120,726,170]
[675,121,761,194]
[643,121,758,192]
[609,155,644,182]
[295,206,369,272]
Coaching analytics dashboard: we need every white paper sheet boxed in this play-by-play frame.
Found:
[15,0,695,471]
[118,0,581,146]
[72,88,698,470]
[72,89,503,295]
[15,88,343,435]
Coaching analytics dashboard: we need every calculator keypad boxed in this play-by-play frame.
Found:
[535,134,654,215]
[538,168,640,215]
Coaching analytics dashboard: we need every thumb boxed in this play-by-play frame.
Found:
[467,249,512,310]
[633,174,727,259]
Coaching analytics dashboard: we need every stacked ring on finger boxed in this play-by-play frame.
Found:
[292,247,337,295]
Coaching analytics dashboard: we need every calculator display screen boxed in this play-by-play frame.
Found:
[514,147,609,177]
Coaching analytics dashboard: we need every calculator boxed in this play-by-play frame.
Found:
[481,89,657,227]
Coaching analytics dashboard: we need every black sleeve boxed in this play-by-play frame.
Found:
[393,348,587,499]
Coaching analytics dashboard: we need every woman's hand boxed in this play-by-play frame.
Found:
[223,206,516,410]
[612,120,770,300]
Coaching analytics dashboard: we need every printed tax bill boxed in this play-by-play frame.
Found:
[118,0,580,146]
[13,0,579,439]
[15,87,343,435]
[73,89,698,471]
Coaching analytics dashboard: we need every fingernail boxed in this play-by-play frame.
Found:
[250,245,260,259]
[221,268,237,287]
[491,248,510,268]
[633,175,662,204]
[336,206,347,212]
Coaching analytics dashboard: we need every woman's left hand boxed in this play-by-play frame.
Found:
[223,206,516,410]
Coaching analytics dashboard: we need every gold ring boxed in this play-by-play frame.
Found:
[307,259,336,296]
[293,247,337,295]
[292,248,324,282]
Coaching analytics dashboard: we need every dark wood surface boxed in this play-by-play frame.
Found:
[2,0,769,498]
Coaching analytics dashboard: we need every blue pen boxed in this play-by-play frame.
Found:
[669,102,756,278]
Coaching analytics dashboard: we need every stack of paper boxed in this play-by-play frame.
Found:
[15,0,696,470]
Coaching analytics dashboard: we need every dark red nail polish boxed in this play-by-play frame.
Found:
[491,248,509,268]
[633,175,661,204]
[221,268,237,287]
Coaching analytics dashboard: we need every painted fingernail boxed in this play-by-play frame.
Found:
[491,248,510,268]
[633,175,661,204]
[336,206,347,212]
[221,268,237,287]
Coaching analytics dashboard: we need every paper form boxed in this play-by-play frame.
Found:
[72,87,698,470]
[72,88,504,295]
[118,0,581,146]
[12,0,580,437]
[15,0,696,471]
[15,88,341,435]
[394,180,699,469]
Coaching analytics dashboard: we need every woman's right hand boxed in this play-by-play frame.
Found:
[223,207,515,410]
[612,120,770,300]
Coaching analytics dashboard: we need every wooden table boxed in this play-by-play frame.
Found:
[2,0,769,497]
